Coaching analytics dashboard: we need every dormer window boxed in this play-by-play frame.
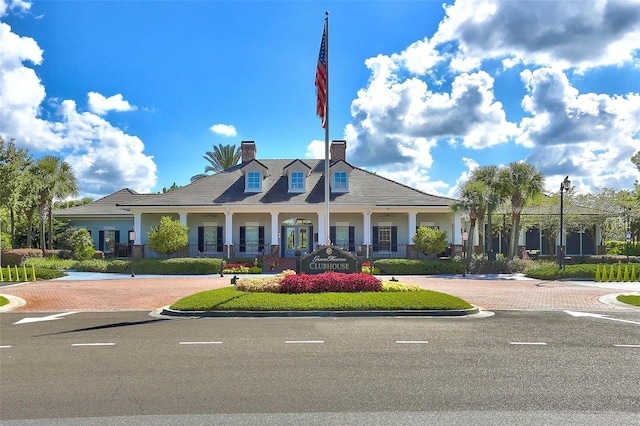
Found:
[247,171,261,191]
[329,159,353,193]
[290,171,305,191]
[283,160,310,193]
[333,171,347,191]
[241,159,268,193]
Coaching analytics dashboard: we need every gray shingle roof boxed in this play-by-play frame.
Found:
[118,160,457,208]
[54,188,148,217]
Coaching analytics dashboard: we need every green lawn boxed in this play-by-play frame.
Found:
[0,296,8,307]
[617,295,640,307]
[170,286,473,311]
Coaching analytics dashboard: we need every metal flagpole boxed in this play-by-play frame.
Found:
[323,11,330,245]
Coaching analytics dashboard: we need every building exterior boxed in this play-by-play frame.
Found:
[55,141,467,260]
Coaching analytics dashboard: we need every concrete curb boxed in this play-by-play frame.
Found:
[598,292,640,309]
[157,305,480,318]
[0,294,27,312]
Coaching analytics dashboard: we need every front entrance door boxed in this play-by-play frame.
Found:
[284,226,310,257]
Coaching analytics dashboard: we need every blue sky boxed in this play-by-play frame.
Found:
[1,0,639,200]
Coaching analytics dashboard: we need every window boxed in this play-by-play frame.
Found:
[290,171,305,191]
[333,171,347,191]
[378,226,391,251]
[198,226,223,253]
[240,225,265,253]
[372,225,397,252]
[247,171,261,191]
[99,229,120,254]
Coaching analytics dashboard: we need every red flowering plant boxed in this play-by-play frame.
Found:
[279,272,382,294]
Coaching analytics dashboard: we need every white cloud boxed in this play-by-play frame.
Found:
[434,0,640,71]
[518,67,640,192]
[0,0,31,17]
[305,139,325,159]
[87,92,137,115]
[209,123,237,137]
[0,19,157,197]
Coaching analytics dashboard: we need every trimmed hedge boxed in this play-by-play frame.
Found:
[2,248,104,267]
[374,259,463,275]
[74,257,224,275]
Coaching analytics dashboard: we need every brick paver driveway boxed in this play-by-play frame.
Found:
[1,274,638,312]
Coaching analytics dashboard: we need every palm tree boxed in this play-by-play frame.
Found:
[497,161,545,259]
[191,144,241,182]
[33,156,79,254]
[470,165,504,253]
[451,180,489,258]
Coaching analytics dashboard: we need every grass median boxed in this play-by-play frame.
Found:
[617,295,640,307]
[169,286,473,312]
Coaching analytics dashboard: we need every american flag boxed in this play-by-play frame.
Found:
[315,26,327,129]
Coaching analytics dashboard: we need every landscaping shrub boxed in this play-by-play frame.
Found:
[374,259,463,275]
[381,282,420,292]
[2,249,43,266]
[24,256,77,271]
[223,262,262,274]
[523,262,598,280]
[607,241,640,256]
[236,270,295,292]
[75,259,110,272]
[465,253,532,274]
[279,272,382,293]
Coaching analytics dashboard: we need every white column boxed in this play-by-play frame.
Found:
[453,214,462,244]
[225,210,233,258]
[317,212,326,246]
[179,213,187,226]
[133,213,141,244]
[363,211,371,258]
[270,212,279,245]
[408,212,417,242]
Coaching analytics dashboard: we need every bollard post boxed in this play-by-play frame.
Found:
[7,265,12,281]
[31,264,36,281]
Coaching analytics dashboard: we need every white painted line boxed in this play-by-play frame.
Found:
[396,341,429,344]
[71,343,115,347]
[509,342,548,346]
[179,341,223,345]
[0,345,12,349]
[614,344,640,348]
[285,340,324,344]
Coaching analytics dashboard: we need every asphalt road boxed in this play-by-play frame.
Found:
[1,310,639,424]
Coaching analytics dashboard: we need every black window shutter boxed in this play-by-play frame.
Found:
[309,225,314,251]
[280,226,286,257]
[258,226,265,252]
[349,226,355,252]
[391,226,398,251]
[330,226,336,246]
[239,226,246,252]
[372,226,379,252]
[197,227,204,252]
[114,230,120,244]
[98,230,105,252]
[217,226,223,252]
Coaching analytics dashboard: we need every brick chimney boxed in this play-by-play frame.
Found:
[330,140,346,162]
[241,141,256,163]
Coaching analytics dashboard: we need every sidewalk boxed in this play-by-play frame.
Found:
[1,273,638,312]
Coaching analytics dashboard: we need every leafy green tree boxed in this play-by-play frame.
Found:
[148,216,189,255]
[61,227,95,260]
[497,161,545,259]
[0,137,33,248]
[191,144,241,182]
[412,226,448,257]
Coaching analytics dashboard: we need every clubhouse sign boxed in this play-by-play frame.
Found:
[301,246,358,274]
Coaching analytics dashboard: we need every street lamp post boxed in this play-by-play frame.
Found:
[462,229,469,277]
[559,176,570,269]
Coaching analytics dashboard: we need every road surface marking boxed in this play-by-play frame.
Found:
[0,345,12,349]
[396,341,429,344]
[509,342,548,345]
[14,311,78,325]
[179,341,223,345]
[71,343,115,347]
[614,344,640,348]
[285,340,324,344]
[564,311,640,326]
